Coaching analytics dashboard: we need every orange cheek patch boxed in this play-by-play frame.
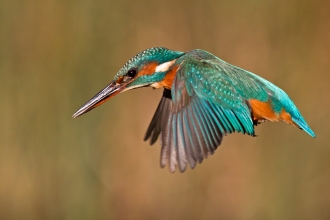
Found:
[248,99,278,122]
[138,62,159,76]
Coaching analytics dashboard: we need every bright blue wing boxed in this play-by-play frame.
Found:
[145,55,256,173]
[145,49,315,172]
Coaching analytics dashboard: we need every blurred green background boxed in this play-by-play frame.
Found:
[1,0,329,219]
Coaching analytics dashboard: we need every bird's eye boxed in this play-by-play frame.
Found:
[127,69,137,78]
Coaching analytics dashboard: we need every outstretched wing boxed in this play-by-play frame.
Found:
[145,54,257,173]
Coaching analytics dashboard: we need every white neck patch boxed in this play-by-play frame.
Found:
[155,59,176,72]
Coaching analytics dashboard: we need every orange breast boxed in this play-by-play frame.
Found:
[161,65,179,89]
[151,65,179,89]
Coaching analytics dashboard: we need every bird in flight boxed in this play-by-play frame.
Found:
[73,47,315,173]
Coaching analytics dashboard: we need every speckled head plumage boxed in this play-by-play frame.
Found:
[114,47,184,80]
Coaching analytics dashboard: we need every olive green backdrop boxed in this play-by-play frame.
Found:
[1,0,329,219]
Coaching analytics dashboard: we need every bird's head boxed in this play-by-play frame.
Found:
[73,47,185,118]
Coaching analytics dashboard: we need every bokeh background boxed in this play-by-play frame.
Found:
[1,0,329,219]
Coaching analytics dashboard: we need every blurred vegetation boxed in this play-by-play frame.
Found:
[1,0,329,219]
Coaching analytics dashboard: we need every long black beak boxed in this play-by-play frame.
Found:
[72,80,122,118]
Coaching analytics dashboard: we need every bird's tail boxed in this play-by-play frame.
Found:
[291,116,316,138]
[279,93,316,138]
[245,70,315,138]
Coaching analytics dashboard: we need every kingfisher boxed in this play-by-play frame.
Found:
[73,47,315,173]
